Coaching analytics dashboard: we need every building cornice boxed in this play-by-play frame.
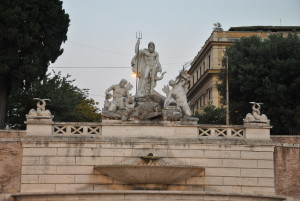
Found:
[189,31,233,73]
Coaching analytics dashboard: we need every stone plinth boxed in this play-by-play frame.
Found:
[101,121,198,138]
[25,119,53,136]
[24,119,272,140]
[244,122,271,139]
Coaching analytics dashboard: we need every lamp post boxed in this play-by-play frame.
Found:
[225,55,229,125]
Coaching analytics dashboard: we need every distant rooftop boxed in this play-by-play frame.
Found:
[228,26,300,32]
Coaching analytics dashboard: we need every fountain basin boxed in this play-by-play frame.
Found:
[95,164,204,189]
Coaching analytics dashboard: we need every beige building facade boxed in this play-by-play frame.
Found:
[187,26,300,114]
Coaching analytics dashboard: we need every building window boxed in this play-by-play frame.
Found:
[208,55,211,69]
[200,65,202,76]
[207,88,211,104]
[192,75,194,85]
[200,95,203,107]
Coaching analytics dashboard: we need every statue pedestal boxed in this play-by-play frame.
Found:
[244,121,271,139]
[243,103,271,139]
[101,120,198,138]
[25,116,54,136]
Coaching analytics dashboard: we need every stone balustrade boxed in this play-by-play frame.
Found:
[53,122,102,136]
[52,123,245,138]
[25,120,271,139]
[197,125,245,138]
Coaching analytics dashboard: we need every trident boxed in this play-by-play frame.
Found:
[136,31,142,40]
[135,31,142,94]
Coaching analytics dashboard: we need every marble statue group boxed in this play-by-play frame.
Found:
[243,102,270,124]
[24,36,270,126]
[26,98,54,122]
[103,38,197,123]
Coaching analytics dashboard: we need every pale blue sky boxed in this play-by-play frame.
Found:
[49,0,300,108]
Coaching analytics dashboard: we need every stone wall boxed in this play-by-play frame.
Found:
[272,136,300,198]
[20,135,276,195]
[1,129,299,201]
[0,130,26,201]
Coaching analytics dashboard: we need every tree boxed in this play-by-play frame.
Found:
[6,72,102,128]
[75,99,102,122]
[194,105,226,125]
[213,22,223,31]
[0,0,70,128]
[217,34,300,134]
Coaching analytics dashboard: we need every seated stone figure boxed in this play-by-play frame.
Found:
[105,79,130,112]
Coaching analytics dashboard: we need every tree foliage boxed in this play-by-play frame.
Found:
[0,0,70,128]
[217,34,300,134]
[7,72,102,128]
[194,105,226,125]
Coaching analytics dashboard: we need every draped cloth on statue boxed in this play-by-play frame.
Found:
[131,49,151,95]
[131,49,147,77]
